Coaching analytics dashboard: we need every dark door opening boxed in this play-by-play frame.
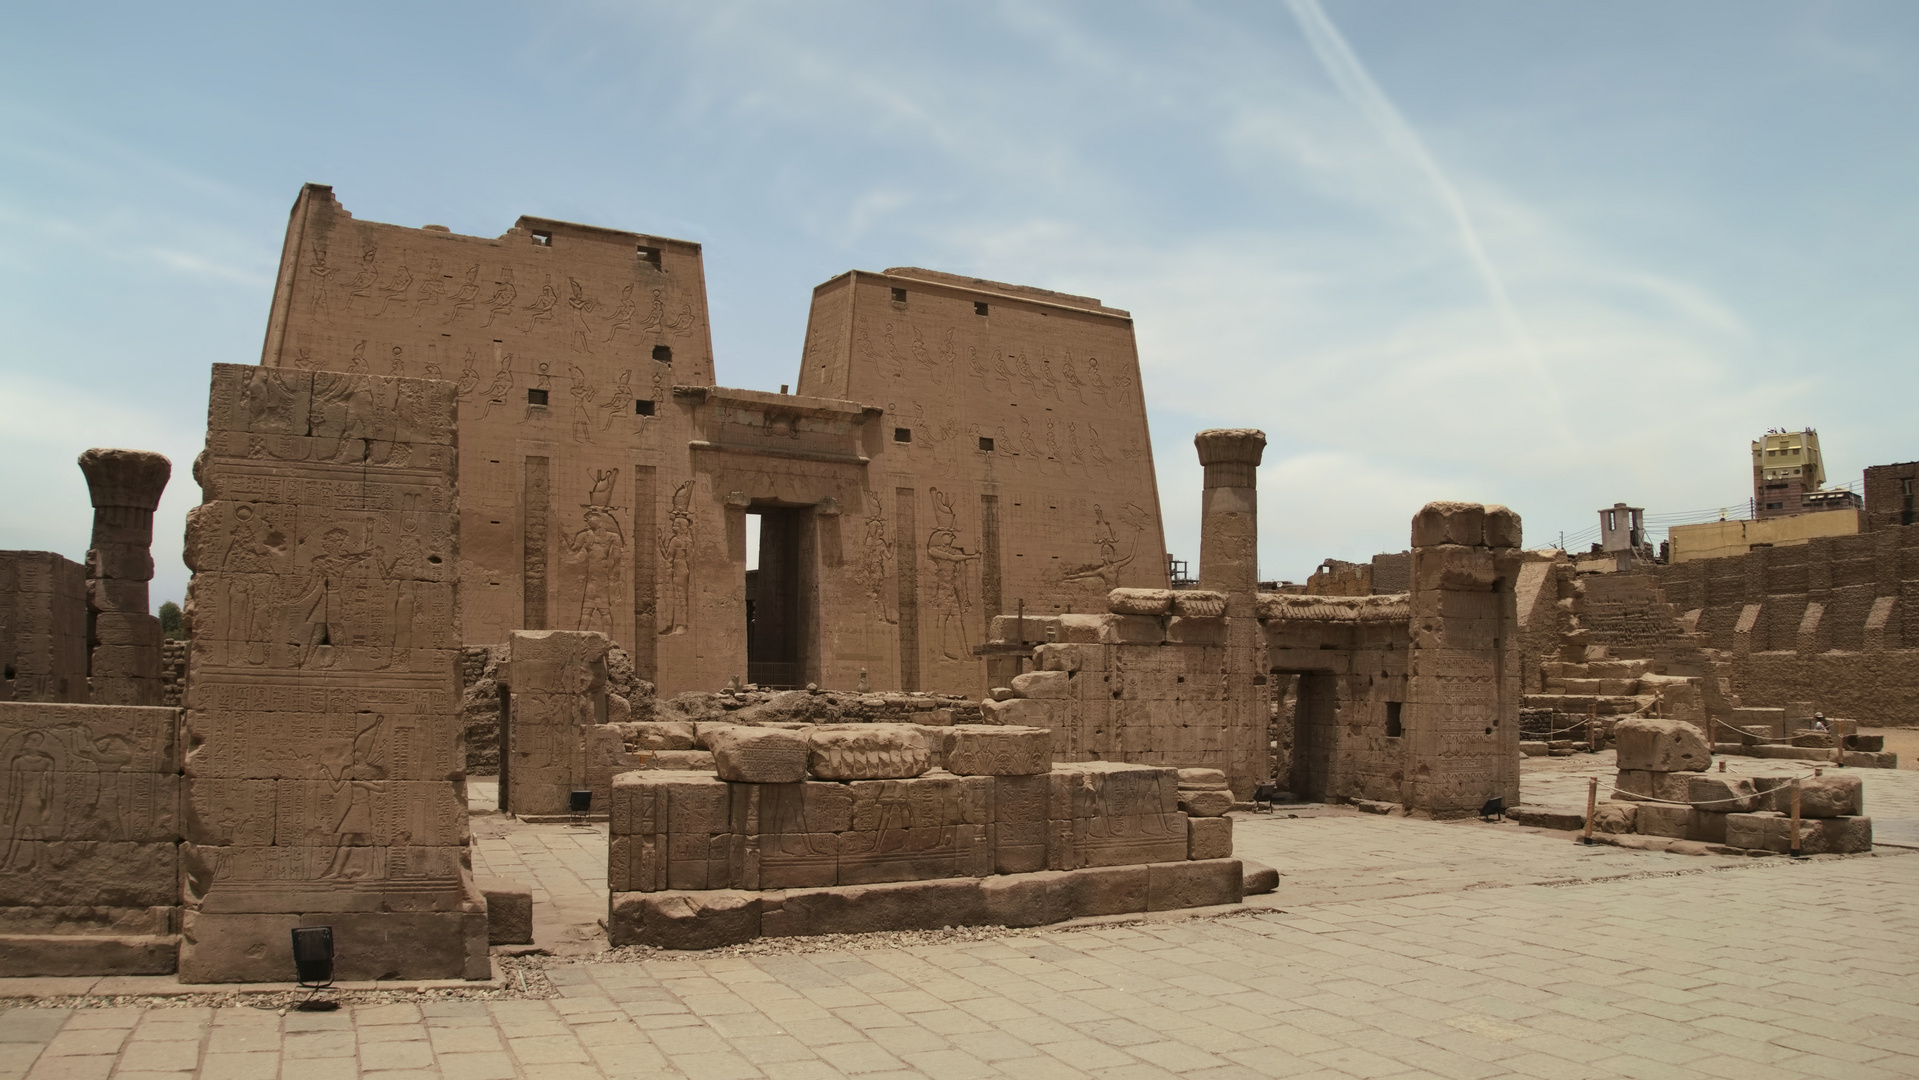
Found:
[746,505,814,688]
[1288,671,1339,802]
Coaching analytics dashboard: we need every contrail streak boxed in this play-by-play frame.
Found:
[1283,0,1566,426]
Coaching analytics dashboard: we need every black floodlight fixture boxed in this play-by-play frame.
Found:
[1480,796,1506,822]
[570,789,593,813]
[290,925,340,1009]
[1251,783,1279,812]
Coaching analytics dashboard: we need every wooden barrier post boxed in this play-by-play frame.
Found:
[1582,777,1599,845]
[1789,777,1804,858]
[1588,704,1599,754]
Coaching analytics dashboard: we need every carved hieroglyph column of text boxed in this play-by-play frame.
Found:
[78,448,171,706]
[499,629,612,816]
[178,364,482,983]
[1194,428,1266,799]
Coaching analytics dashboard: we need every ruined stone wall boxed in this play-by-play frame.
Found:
[1864,461,1919,531]
[160,640,187,709]
[179,363,483,982]
[0,701,182,976]
[1650,524,1919,724]
[0,551,89,703]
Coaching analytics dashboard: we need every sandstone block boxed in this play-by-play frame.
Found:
[1412,501,1488,548]
[1033,644,1082,672]
[943,726,1051,776]
[610,890,761,950]
[1614,770,1693,803]
[178,908,487,982]
[1147,859,1242,911]
[1170,591,1228,618]
[634,749,715,771]
[1724,812,1872,855]
[1633,803,1692,839]
[1054,614,1113,644]
[1010,670,1073,699]
[762,878,988,937]
[1177,768,1229,789]
[1484,505,1523,548]
[476,877,532,945]
[0,842,177,909]
[978,698,1052,727]
[1519,741,1549,757]
[1177,790,1233,818]
[705,726,810,784]
[0,933,177,978]
[807,725,930,780]
[980,872,1073,928]
[1687,776,1765,813]
[1099,615,1164,645]
[1590,802,1637,834]
[1107,588,1175,616]
[1242,860,1279,896]
[621,722,697,750]
[1164,616,1226,646]
[1691,809,1729,844]
[1187,816,1234,859]
[989,614,1057,643]
[1066,865,1149,916]
[1613,718,1710,772]
[1765,775,1864,818]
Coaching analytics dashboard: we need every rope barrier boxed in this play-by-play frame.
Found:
[1586,768,1825,807]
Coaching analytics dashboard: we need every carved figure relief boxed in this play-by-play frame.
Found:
[1061,357,1087,403]
[474,351,514,419]
[603,285,636,343]
[347,340,369,374]
[567,364,596,442]
[389,346,407,377]
[857,492,896,625]
[307,245,337,320]
[375,263,413,317]
[1059,503,1151,591]
[320,716,389,879]
[481,270,517,328]
[1,732,55,871]
[443,265,480,324]
[566,277,597,352]
[412,258,448,318]
[455,348,481,399]
[344,247,379,312]
[925,488,980,661]
[565,470,627,636]
[293,526,377,668]
[602,370,632,430]
[522,280,560,332]
[658,480,694,636]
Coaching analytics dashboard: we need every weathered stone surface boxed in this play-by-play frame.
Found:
[980,872,1073,928]
[1241,860,1279,896]
[1163,616,1226,646]
[978,698,1053,727]
[0,933,177,978]
[1633,803,1692,839]
[610,890,761,949]
[763,878,987,937]
[179,909,487,983]
[1100,615,1165,645]
[1187,816,1233,859]
[621,722,698,751]
[1687,776,1765,813]
[1613,718,1710,773]
[943,726,1051,776]
[1590,802,1637,834]
[1724,812,1872,854]
[1032,644,1081,673]
[1054,614,1115,644]
[704,726,810,784]
[1107,589,1174,616]
[632,749,715,771]
[807,725,930,780]
[1691,809,1729,844]
[477,877,532,945]
[1177,768,1228,789]
[1047,762,1187,870]
[1178,790,1234,818]
[1146,859,1241,911]
[1412,501,1488,548]
[1614,770,1695,803]
[1519,741,1549,757]
[1069,865,1150,915]
[1009,671,1073,699]
[1762,775,1864,818]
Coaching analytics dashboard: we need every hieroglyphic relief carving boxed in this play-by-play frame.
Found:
[603,285,636,343]
[567,363,597,442]
[926,488,981,661]
[565,278,598,352]
[344,247,380,312]
[443,265,481,324]
[658,480,694,637]
[564,469,626,636]
[856,492,896,625]
[481,270,517,328]
[523,457,550,631]
[308,245,338,320]
[522,279,560,332]
[631,467,658,681]
[473,351,513,419]
[1060,502,1151,591]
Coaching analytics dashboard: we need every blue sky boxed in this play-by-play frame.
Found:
[4,1,1915,610]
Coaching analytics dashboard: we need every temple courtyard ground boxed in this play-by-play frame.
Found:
[4,754,1916,1080]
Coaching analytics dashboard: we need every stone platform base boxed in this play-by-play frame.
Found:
[1712,744,1897,768]
[0,934,178,978]
[177,911,491,983]
[611,859,1244,949]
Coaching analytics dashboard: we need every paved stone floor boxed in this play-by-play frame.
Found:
[5,760,1917,1080]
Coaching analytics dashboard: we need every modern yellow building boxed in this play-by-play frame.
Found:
[1668,507,1860,563]
[1752,428,1826,518]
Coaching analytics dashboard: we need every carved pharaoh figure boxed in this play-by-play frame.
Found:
[565,505,626,636]
[1,732,57,872]
[925,488,980,661]
[657,480,695,636]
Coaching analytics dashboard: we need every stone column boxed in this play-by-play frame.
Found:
[1404,501,1524,811]
[1195,429,1265,610]
[498,629,615,817]
[78,448,171,706]
[1193,429,1266,799]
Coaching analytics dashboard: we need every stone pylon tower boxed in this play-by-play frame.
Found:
[1194,429,1268,797]
[78,448,171,706]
